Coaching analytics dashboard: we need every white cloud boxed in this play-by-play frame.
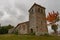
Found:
[0,11,10,20]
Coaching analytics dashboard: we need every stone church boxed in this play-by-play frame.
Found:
[8,3,48,35]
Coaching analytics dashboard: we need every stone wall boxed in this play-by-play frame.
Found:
[16,21,29,34]
[29,3,48,35]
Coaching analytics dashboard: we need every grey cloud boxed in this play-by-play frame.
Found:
[0,11,4,17]
[18,15,28,21]
[7,9,17,16]
[15,3,27,12]
[4,7,16,15]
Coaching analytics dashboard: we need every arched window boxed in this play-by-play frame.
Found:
[36,26,38,32]
[23,25,25,30]
[31,9,33,13]
[38,8,40,12]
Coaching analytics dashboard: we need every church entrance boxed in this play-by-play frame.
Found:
[30,28,35,35]
[31,28,33,33]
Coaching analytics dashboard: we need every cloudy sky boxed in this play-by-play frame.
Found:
[0,0,60,33]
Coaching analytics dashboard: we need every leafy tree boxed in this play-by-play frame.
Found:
[0,24,14,34]
[5,24,14,30]
[0,27,8,34]
[46,11,59,34]
[52,24,58,33]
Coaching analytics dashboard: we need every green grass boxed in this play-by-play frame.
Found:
[0,34,60,40]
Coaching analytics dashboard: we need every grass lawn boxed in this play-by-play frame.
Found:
[0,34,60,40]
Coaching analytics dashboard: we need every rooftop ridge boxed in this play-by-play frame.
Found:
[29,3,45,12]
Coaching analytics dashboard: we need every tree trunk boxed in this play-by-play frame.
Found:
[51,24,58,34]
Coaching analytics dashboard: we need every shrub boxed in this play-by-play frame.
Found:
[14,30,18,35]
[30,32,35,35]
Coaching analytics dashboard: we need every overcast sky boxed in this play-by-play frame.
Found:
[0,0,60,33]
